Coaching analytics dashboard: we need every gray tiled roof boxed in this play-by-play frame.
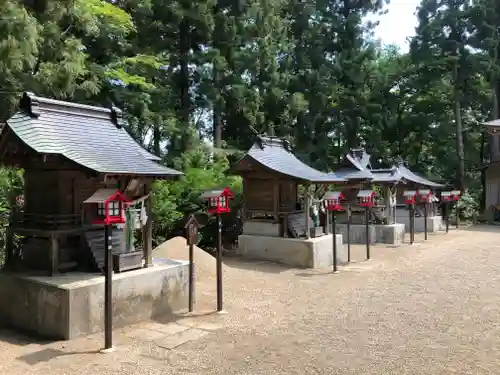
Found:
[4,92,182,177]
[398,165,443,188]
[483,119,500,127]
[370,165,443,187]
[334,150,374,181]
[245,136,345,183]
[334,167,374,180]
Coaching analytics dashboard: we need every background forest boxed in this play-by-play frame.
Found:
[0,0,498,248]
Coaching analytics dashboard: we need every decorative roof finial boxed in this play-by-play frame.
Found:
[111,105,123,129]
[20,92,40,118]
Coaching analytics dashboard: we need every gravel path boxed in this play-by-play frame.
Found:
[2,226,500,374]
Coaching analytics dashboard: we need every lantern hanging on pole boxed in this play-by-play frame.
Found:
[200,187,234,215]
[418,189,433,240]
[323,191,344,273]
[403,190,417,244]
[441,191,452,233]
[200,187,234,313]
[83,188,131,352]
[450,190,461,228]
[357,190,376,260]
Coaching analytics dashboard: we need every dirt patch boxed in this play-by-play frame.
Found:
[152,237,217,280]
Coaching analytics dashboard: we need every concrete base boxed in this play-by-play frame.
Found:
[335,224,376,245]
[242,220,281,237]
[0,259,188,340]
[397,215,443,233]
[237,234,345,269]
[335,223,405,245]
[374,223,405,245]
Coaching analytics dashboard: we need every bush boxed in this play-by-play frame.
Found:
[152,146,242,248]
[453,189,480,223]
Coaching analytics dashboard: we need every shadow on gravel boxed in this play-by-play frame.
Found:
[460,225,500,234]
[223,258,290,274]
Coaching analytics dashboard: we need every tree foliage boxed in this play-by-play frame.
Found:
[0,0,497,245]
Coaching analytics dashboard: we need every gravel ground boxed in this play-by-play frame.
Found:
[1,226,500,375]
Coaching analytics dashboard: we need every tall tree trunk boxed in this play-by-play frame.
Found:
[153,123,161,156]
[179,19,191,151]
[213,65,222,148]
[453,60,466,191]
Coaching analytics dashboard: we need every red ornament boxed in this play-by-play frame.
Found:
[200,187,234,214]
[418,189,433,203]
[441,191,452,202]
[403,190,417,205]
[451,190,461,201]
[84,189,130,225]
[357,190,376,208]
[324,191,344,211]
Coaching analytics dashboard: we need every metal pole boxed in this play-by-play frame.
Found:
[412,204,416,243]
[365,207,370,260]
[424,203,428,240]
[455,203,459,229]
[331,211,337,273]
[410,204,414,245]
[445,203,449,233]
[188,243,194,312]
[216,214,223,312]
[104,224,113,350]
[347,204,351,263]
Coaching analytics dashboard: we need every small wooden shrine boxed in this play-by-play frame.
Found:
[0,92,182,275]
[232,135,344,238]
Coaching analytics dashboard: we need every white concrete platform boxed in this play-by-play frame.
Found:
[396,215,443,233]
[0,259,189,340]
[237,234,345,269]
[335,223,405,245]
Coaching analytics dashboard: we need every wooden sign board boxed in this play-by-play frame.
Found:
[184,215,200,246]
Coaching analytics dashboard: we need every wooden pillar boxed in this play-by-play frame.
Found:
[50,234,59,276]
[273,179,279,223]
[324,197,329,234]
[385,185,394,225]
[143,184,153,268]
[241,178,248,222]
[305,184,311,239]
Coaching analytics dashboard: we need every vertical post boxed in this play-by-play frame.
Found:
[455,203,459,229]
[365,207,370,260]
[324,203,329,235]
[385,185,394,225]
[331,211,337,273]
[104,224,113,350]
[50,235,59,276]
[347,204,351,263]
[216,214,223,312]
[409,204,414,245]
[142,185,153,268]
[188,243,194,312]
[304,184,310,239]
[445,203,450,233]
[424,203,428,240]
[5,210,14,268]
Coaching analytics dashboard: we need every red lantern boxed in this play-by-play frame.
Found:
[200,187,234,214]
[441,191,452,202]
[357,190,376,208]
[84,189,130,225]
[418,189,432,203]
[324,191,344,211]
[403,190,417,205]
[451,190,461,201]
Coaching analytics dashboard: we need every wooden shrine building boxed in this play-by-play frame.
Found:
[0,92,182,275]
[481,119,500,218]
[335,148,443,224]
[232,135,345,238]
